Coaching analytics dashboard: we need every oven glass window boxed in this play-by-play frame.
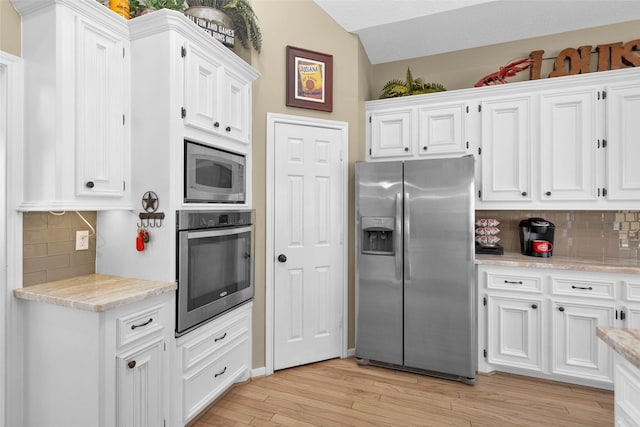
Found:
[195,159,232,189]
[187,230,251,311]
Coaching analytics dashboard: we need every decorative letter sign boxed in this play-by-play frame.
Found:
[529,39,640,80]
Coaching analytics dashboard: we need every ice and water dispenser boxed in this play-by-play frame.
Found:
[361,217,395,255]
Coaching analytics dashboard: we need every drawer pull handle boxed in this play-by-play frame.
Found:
[571,285,593,291]
[131,318,153,330]
[214,366,227,378]
[214,332,227,342]
[504,280,523,285]
[128,360,136,369]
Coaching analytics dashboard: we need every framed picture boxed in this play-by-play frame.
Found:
[286,46,333,112]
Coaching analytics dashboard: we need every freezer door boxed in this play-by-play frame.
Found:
[355,161,403,365]
[403,155,476,379]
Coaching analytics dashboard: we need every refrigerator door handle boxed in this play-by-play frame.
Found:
[404,192,411,281]
[395,193,402,280]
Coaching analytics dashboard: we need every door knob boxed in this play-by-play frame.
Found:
[277,254,287,263]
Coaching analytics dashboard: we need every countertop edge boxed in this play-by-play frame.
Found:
[13,275,177,312]
[596,327,640,370]
[475,252,640,275]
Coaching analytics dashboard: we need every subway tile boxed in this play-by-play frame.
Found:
[23,213,48,230]
[615,213,626,222]
[626,213,637,222]
[46,264,95,283]
[23,271,47,287]
[23,254,70,274]
[47,212,71,228]
[23,243,47,259]
[47,241,75,256]
[70,250,96,266]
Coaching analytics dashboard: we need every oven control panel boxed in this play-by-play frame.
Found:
[177,210,253,230]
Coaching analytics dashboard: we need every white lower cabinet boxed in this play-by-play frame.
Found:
[551,300,614,382]
[176,302,252,426]
[614,352,640,426]
[20,291,175,427]
[478,264,640,389]
[487,295,543,372]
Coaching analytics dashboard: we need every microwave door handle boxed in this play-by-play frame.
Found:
[187,226,253,239]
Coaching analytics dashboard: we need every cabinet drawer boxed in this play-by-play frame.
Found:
[181,310,250,371]
[551,277,615,299]
[486,272,542,293]
[623,281,640,302]
[183,336,249,423]
[117,304,166,348]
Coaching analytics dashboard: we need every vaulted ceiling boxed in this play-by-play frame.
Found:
[313,0,640,64]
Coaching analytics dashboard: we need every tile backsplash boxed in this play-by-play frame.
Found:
[476,210,639,260]
[23,211,97,286]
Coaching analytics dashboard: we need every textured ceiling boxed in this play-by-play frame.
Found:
[313,0,640,64]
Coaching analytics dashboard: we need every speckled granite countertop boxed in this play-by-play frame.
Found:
[476,251,640,275]
[13,274,177,312]
[597,328,640,370]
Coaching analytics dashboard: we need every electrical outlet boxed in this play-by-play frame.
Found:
[75,230,89,251]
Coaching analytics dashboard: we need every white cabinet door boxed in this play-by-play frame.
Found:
[416,102,467,157]
[540,88,599,201]
[183,41,223,134]
[606,83,640,200]
[222,68,252,144]
[369,109,413,158]
[117,337,165,427]
[487,295,542,372]
[480,96,532,201]
[552,301,613,383]
[75,16,127,198]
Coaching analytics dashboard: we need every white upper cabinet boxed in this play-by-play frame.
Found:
[368,108,413,158]
[14,0,131,211]
[366,96,471,161]
[605,83,640,200]
[479,96,532,202]
[183,40,253,144]
[540,87,600,201]
[417,102,467,157]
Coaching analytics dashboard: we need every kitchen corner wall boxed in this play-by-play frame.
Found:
[23,211,97,286]
[476,210,640,260]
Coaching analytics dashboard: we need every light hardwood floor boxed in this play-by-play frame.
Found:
[191,357,614,427]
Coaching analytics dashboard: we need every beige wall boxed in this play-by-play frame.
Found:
[370,20,640,96]
[249,0,369,368]
[0,0,20,56]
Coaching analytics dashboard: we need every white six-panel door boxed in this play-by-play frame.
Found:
[269,115,347,371]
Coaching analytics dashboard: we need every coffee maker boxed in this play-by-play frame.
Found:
[519,218,555,258]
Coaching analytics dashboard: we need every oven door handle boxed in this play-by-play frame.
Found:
[186,225,253,239]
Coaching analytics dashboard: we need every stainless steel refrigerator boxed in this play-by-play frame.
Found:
[355,155,476,383]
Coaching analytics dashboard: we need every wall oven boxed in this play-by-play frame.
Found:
[176,210,254,336]
[184,140,246,204]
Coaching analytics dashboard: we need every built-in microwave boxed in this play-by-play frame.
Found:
[184,140,246,203]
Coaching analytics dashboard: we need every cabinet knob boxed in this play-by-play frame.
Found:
[225,126,231,132]
[558,306,565,312]
[86,181,95,189]
[546,191,552,196]
[404,147,409,152]
[214,122,220,128]
[277,254,287,263]
[521,192,527,197]
[422,146,428,151]
[128,360,136,369]
[531,304,538,309]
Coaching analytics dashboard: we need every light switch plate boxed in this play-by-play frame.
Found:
[75,230,89,250]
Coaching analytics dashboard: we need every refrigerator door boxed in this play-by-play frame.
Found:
[403,155,476,379]
[355,161,404,365]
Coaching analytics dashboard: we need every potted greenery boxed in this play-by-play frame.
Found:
[129,0,185,17]
[379,67,446,99]
[184,0,262,53]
